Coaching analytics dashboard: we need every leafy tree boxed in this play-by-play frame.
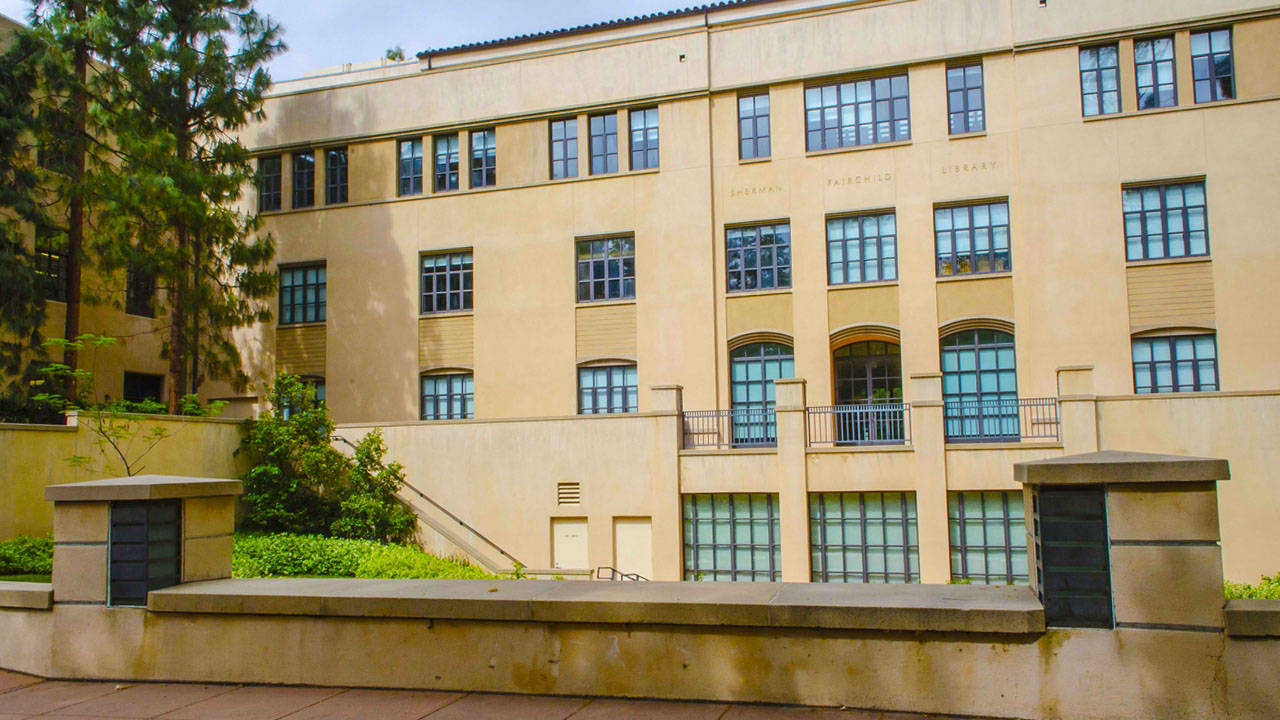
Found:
[332,429,416,544]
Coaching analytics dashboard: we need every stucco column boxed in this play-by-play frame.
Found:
[774,378,810,582]
[649,385,684,581]
[908,373,949,584]
[1056,365,1099,454]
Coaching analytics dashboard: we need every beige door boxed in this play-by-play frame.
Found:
[551,518,589,569]
[612,517,653,579]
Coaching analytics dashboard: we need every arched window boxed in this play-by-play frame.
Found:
[729,342,794,445]
[420,372,473,420]
[831,341,905,444]
[940,329,1018,440]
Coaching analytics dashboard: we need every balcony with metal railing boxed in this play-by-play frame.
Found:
[943,397,1060,443]
[805,402,911,448]
[681,408,776,450]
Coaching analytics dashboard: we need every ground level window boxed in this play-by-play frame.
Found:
[948,491,1028,585]
[809,492,919,583]
[682,493,780,582]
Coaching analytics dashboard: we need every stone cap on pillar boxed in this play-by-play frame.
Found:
[45,475,243,502]
[1014,450,1229,486]
[773,377,807,409]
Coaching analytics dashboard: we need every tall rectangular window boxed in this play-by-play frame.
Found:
[397,138,423,196]
[576,236,635,302]
[949,491,1028,585]
[279,263,325,325]
[578,365,638,414]
[34,230,67,302]
[470,128,496,188]
[946,63,985,134]
[827,212,897,285]
[433,134,459,192]
[1079,44,1120,116]
[934,201,1010,276]
[1134,37,1177,109]
[1191,29,1234,103]
[809,492,919,583]
[726,222,790,292]
[589,112,618,175]
[324,147,348,204]
[1122,181,1208,261]
[1132,334,1218,394]
[125,268,155,317]
[420,250,473,314]
[291,150,315,208]
[682,493,780,582]
[122,372,164,404]
[549,117,578,179]
[108,500,181,606]
[257,155,282,211]
[804,74,910,151]
[420,373,473,420]
[738,93,770,160]
[628,107,658,170]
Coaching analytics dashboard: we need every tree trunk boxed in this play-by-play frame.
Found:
[168,128,190,413]
[63,0,88,401]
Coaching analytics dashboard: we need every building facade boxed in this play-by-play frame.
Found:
[238,0,1280,583]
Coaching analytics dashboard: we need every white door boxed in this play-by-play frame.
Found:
[613,517,653,579]
[551,518,588,569]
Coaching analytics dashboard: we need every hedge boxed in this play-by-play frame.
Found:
[232,532,497,580]
[0,536,53,575]
[1225,573,1280,599]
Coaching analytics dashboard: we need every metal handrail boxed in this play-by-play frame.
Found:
[596,566,650,581]
[806,402,911,447]
[681,408,777,449]
[943,396,1060,442]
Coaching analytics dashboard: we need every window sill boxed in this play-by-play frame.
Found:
[805,139,912,159]
[1082,93,1279,123]
[725,287,792,299]
[575,298,637,309]
[945,441,1063,451]
[419,310,474,319]
[1125,256,1211,269]
[278,321,326,329]
[738,156,771,165]
[948,131,987,141]
[935,271,1012,284]
[828,280,899,291]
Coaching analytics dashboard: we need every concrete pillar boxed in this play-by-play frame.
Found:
[773,378,810,582]
[1056,365,1099,454]
[649,384,685,581]
[45,476,242,607]
[908,372,949,584]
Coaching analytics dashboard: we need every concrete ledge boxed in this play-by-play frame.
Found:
[0,582,53,610]
[1015,450,1229,486]
[150,578,1045,634]
[45,475,243,502]
[1225,599,1280,637]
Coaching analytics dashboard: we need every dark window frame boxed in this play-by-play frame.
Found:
[826,211,898,285]
[682,493,781,582]
[291,150,315,209]
[575,235,636,302]
[420,250,473,314]
[1079,43,1121,117]
[729,341,794,447]
[125,268,156,318]
[588,112,618,175]
[34,230,68,303]
[933,200,1011,277]
[946,62,986,134]
[1134,36,1178,110]
[948,491,1028,585]
[257,155,282,211]
[1122,180,1209,261]
[324,146,348,204]
[433,133,460,192]
[628,106,659,171]
[397,137,424,196]
[804,73,911,151]
[809,491,920,583]
[941,329,1020,442]
[1191,28,1235,103]
[1132,333,1219,394]
[726,222,791,293]
[122,371,164,404]
[469,128,496,188]
[108,500,181,607]
[549,117,578,179]
[420,372,474,420]
[577,364,638,415]
[737,92,771,160]
[278,262,326,325]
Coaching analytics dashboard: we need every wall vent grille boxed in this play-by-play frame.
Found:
[557,482,582,506]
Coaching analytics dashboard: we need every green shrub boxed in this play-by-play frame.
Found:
[0,536,53,575]
[1225,573,1280,599]
[232,533,496,580]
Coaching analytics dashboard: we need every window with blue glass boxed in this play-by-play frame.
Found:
[934,201,1010,276]
[726,222,790,292]
[397,138,423,196]
[470,129,496,188]
[729,342,794,446]
[949,491,1028,585]
[1134,37,1177,109]
[1123,181,1208,261]
[682,493,780,582]
[1079,44,1120,117]
[805,74,910,150]
[433,133,459,192]
[628,107,658,170]
[1191,29,1234,103]
[421,373,474,420]
[810,492,919,583]
[278,263,325,325]
[577,365,638,414]
[941,329,1019,441]
[827,212,897,285]
[1132,334,1218,394]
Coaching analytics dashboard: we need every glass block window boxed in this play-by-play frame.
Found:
[1135,37,1177,109]
[108,500,181,606]
[682,493,780,582]
[125,268,155,317]
[122,372,164,404]
[628,107,659,170]
[1035,486,1113,628]
[1191,29,1234,103]
[291,150,315,208]
[738,93,770,160]
[577,365,638,414]
[1132,334,1219,393]
[433,134,459,192]
[809,492,919,583]
[34,231,67,302]
[1079,44,1120,117]
[941,329,1019,441]
[729,342,794,447]
[726,222,791,292]
[946,63,985,134]
[804,74,910,151]
[420,250,473,314]
[325,147,348,204]
[576,236,635,302]
[421,373,474,420]
[827,212,897,285]
[934,201,1011,276]
[549,117,578,179]
[1122,181,1208,261]
[257,155,282,211]
[398,138,423,196]
[949,491,1028,585]
[278,263,326,325]
[470,128,496,188]
[589,112,618,175]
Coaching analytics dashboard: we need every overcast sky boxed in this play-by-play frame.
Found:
[0,0,697,81]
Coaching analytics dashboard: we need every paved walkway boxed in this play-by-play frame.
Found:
[0,670,959,719]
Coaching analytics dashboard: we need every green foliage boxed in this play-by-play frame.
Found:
[1225,574,1280,599]
[0,536,54,576]
[232,533,496,580]
[331,429,416,544]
